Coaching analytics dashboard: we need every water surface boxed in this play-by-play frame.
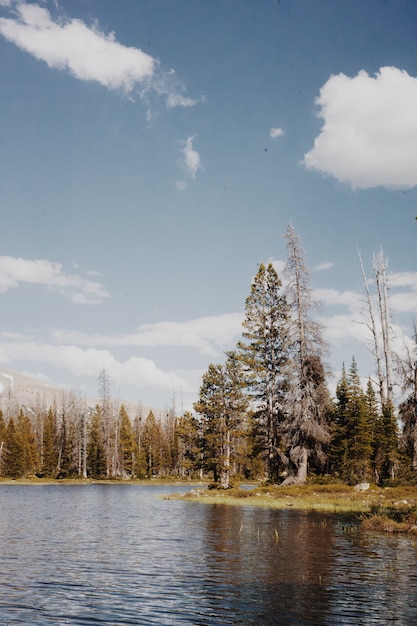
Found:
[0,484,416,624]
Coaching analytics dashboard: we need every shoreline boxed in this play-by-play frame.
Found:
[166,483,417,533]
[3,478,417,533]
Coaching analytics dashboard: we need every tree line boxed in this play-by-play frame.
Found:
[0,225,416,486]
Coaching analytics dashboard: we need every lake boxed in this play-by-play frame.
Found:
[0,484,416,625]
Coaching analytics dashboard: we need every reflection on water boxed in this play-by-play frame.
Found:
[0,484,416,624]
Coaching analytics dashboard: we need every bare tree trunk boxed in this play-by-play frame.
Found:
[220,431,230,489]
[281,446,308,485]
[358,250,386,407]
[374,250,394,408]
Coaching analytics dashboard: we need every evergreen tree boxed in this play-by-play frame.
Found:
[195,352,249,488]
[4,418,24,477]
[142,411,162,478]
[118,404,138,477]
[87,405,106,478]
[42,407,59,477]
[237,262,290,480]
[0,411,6,474]
[329,363,350,476]
[133,407,148,478]
[331,358,373,484]
[56,406,75,478]
[176,411,201,478]
[17,409,39,477]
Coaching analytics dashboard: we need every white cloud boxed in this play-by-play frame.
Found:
[52,313,244,355]
[303,66,417,189]
[181,136,202,179]
[314,287,360,310]
[0,1,196,108]
[176,180,188,191]
[0,256,109,303]
[270,127,284,139]
[0,341,188,391]
[315,262,333,271]
[270,259,286,276]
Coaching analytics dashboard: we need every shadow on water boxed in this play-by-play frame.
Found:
[199,504,336,624]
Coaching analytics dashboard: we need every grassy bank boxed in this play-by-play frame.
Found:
[167,483,417,533]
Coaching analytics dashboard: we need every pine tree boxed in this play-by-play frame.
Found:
[142,411,162,478]
[42,407,59,477]
[17,409,39,477]
[176,411,201,478]
[195,352,249,488]
[4,418,24,477]
[237,262,290,480]
[329,363,350,476]
[0,411,6,474]
[118,405,138,477]
[87,405,106,478]
[331,358,373,484]
[132,407,148,478]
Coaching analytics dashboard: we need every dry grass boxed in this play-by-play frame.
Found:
[167,483,417,525]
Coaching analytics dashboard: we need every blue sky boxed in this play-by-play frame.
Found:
[0,0,416,411]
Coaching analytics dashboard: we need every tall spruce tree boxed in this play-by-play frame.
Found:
[237,262,290,481]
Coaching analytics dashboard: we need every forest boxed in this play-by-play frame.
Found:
[0,225,416,488]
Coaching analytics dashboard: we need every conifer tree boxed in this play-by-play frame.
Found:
[237,262,290,480]
[4,418,24,477]
[0,411,6,474]
[118,404,138,477]
[17,409,39,477]
[331,358,373,484]
[195,352,248,488]
[42,407,59,476]
[133,407,148,478]
[142,411,162,477]
[87,405,106,478]
[176,411,201,477]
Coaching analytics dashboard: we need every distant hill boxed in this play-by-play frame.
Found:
[0,366,162,419]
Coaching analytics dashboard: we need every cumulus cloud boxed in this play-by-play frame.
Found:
[180,136,202,179]
[303,66,417,189]
[270,127,284,139]
[0,340,188,390]
[0,1,196,107]
[0,256,109,303]
[52,313,244,356]
[389,271,417,313]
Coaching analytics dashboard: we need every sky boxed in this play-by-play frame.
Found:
[0,0,416,412]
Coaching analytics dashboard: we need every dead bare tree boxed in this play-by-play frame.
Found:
[281,224,331,485]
